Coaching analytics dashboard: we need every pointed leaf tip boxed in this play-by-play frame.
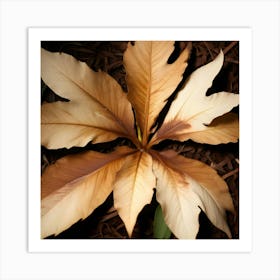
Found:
[124,41,191,145]
[113,151,156,237]
[152,49,238,145]
[41,48,137,149]
[41,146,134,238]
[152,150,233,239]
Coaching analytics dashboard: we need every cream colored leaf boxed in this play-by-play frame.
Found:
[152,51,239,145]
[152,154,201,238]
[124,41,191,144]
[113,151,156,236]
[41,146,134,238]
[151,151,232,238]
[187,177,232,238]
[155,149,234,212]
[153,112,239,145]
[41,49,136,149]
[42,100,131,149]
[182,112,239,144]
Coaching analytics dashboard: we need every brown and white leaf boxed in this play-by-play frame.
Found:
[113,151,156,236]
[182,112,239,144]
[41,146,134,238]
[41,49,136,149]
[124,41,191,144]
[155,112,239,145]
[152,51,239,145]
[152,154,202,238]
[40,42,238,240]
[155,149,234,212]
[151,150,232,238]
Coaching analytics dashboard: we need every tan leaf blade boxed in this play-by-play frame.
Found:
[182,112,239,144]
[41,49,136,149]
[41,146,134,238]
[155,112,239,145]
[152,153,202,238]
[152,51,239,146]
[124,41,191,144]
[113,151,156,236]
[155,149,235,212]
[151,150,232,239]
[42,100,131,149]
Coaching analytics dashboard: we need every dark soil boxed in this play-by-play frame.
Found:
[41,41,239,239]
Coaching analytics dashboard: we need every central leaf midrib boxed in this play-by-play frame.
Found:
[143,43,153,144]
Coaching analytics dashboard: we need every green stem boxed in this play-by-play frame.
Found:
[153,204,172,239]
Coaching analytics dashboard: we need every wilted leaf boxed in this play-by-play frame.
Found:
[152,154,202,239]
[41,49,136,149]
[151,51,239,146]
[113,151,155,236]
[181,112,239,144]
[41,146,133,238]
[41,42,239,239]
[152,151,232,239]
[154,149,235,212]
[124,41,191,144]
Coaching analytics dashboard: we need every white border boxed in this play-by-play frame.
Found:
[1,1,279,279]
[28,27,252,253]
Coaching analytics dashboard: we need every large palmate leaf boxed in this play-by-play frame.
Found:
[41,49,136,149]
[151,51,239,146]
[124,41,191,144]
[41,41,239,239]
[41,146,134,238]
